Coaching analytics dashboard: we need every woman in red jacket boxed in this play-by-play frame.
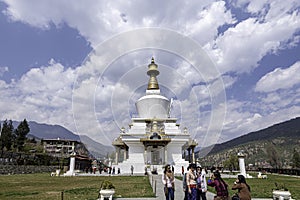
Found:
[207,171,229,200]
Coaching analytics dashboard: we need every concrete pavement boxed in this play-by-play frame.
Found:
[115,174,215,200]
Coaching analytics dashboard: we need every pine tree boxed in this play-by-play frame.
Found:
[15,119,30,152]
[0,119,14,151]
[0,123,2,156]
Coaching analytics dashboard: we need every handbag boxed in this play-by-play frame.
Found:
[164,185,168,196]
[232,193,240,200]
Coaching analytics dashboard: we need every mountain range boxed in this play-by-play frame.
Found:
[5,116,300,164]
[197,117,300,168]
[10,121,114,159]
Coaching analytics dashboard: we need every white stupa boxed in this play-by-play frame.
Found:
[112,58,197,175]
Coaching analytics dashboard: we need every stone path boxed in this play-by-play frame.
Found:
[115,174,215,200]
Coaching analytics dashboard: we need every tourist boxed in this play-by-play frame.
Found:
[207,170,229,200]
[130,165,134,175]
[183,166,190,200]
[231,175,251,200]
[162,164,175,200]
[196,166,207,200]
[186,163,197,200]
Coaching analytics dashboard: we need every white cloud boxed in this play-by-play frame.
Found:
[2,1,235,47]
[207,11,300,73]
[217,98,300,143]
[0,0,299,147]
[234,0,300,22]
[184,1,236,45]
[0,66,9,77]
[2,0,299,75]
[255,61,300,92]
[0,60,77,130]
[2,0,123,46]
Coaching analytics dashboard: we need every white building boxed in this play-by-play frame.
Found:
[112,58,197,175]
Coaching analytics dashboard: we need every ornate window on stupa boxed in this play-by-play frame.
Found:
[150,132,161,140]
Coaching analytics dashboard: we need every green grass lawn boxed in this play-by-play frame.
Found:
[1,173,299,199]
[0,173,155,200]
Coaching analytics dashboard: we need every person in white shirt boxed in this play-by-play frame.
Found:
[162,164,175,200]
[196,166,207,200]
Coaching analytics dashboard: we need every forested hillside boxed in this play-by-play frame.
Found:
[197,117,300,169]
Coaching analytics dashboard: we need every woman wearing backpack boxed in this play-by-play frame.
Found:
[207,171,229,200]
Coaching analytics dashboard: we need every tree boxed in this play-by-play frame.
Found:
[265,143,281,168]
[0,119,14,151]
[15,119,30,152]
[291,149,300,168]
[223,154,239,172]
[0,123,2,156]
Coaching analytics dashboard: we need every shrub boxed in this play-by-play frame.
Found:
[100,180,115,190]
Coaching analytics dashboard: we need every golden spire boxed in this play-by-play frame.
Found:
[147,57,160,90]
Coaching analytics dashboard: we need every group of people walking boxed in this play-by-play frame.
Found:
[162,163,251,200]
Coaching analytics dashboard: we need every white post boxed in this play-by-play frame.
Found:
[64,151,76,176]
[144,147,148,164]
[69,154,75,174]
[164,146,168,164]
[237,151,246,177]
[115,147,119,164]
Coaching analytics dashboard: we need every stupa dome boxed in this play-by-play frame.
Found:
[135,58,170,118]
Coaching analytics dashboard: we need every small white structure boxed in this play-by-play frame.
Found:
[112,58,197,175]
[99,189,115,200]
[272,190,292,200]
[257,172,267,179]
[64,152,76,176]
[50,169,61,177]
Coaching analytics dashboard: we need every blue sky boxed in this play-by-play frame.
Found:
[0,0,299,147]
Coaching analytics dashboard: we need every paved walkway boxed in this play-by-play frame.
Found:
[115,174,215,200]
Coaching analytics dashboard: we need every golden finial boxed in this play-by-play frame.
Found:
[147,57,159,90]
[151,57,155,64]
